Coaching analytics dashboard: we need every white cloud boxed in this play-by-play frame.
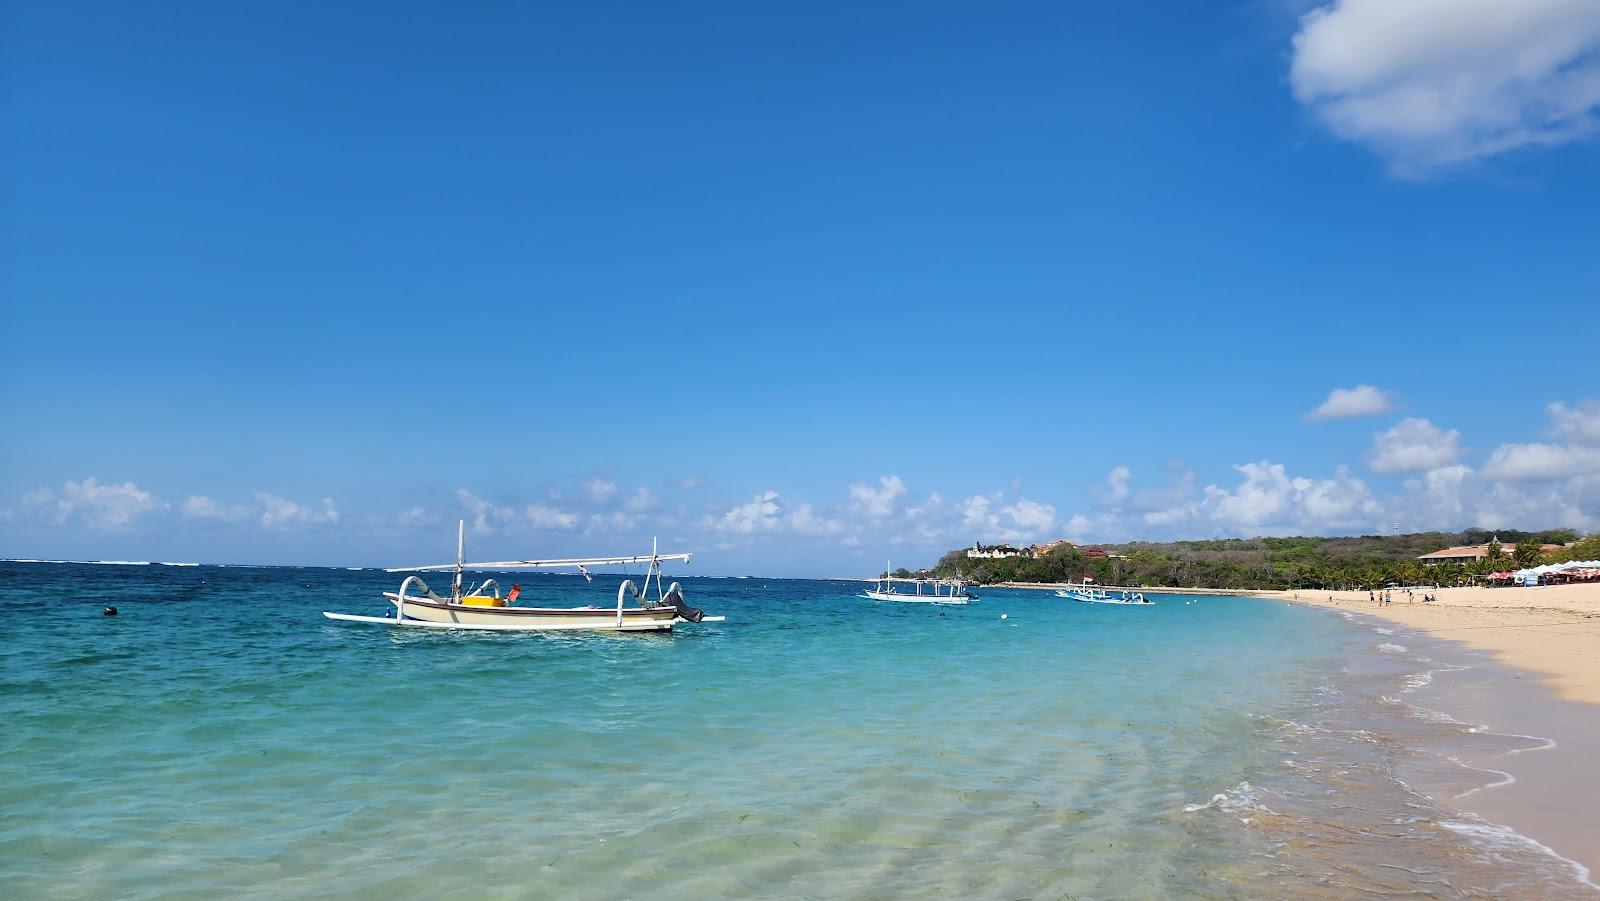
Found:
[1082,466,1202,534]
[789,502,844,535]
[1396,464,1474,526]
[707,491,784,534]
[1201,461,1378,532]
[14,482,346,533]
[1368,417,1462,472]
[903,492,945,521]
[1142,503,1198,529]
[457,489,577,534]
[584,511,639,532]
[257,493,339,529]
[1548,400,1600,445]
[582,479,617,504]
[1071,447,1597,540]
[1571,473,1600,510]
[1305,384,1394,421]
[1003,498,1056,532]
[397,506,433,527]
[1391,463,1594,532]
[962,494,997,529]
[526,504,579,530]
[848,475,907,518]
[458,489,517,535]
[1472,399,1600,493]
[1290,0,1600,173]
[1476,480,1591,530]
[1480,442,1600,481]
[29,478,165,529]
[959,492,1057,543]
[1105,466,1131,504]
[623,487,656,513]
[181,495,250,523]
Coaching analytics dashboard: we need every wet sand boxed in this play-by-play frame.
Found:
[1272,585,1600,890]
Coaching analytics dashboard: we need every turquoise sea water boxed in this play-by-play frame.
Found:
[1,563,1590,898]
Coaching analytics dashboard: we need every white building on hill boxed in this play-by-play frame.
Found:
[967,541,1027,559]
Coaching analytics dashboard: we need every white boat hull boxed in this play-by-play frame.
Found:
[322,611,710,631]
[1060,590,1153,605]
[382,594,687,630]
[861,589,971,605]
[325,605,726,632]
[323,595,711,632]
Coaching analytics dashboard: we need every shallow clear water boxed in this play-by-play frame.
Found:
[0,564,1589,898]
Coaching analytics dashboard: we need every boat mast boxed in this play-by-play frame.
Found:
[650,536,660,601]
[453,519,465,602]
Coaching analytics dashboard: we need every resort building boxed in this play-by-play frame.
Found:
[1417,540,1563,565]
[965,540,1130,561]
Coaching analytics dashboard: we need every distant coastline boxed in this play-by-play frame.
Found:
[994,581,1281,597]
[926,529,1596,591]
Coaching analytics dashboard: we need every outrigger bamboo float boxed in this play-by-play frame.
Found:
[861,561,976,605]
[323,522,723,632]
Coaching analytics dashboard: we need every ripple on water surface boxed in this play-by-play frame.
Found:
[0,564,1591,898]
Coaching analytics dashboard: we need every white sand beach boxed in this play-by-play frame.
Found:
[1268,582,1600,705]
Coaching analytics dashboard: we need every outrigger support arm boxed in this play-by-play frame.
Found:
[397,574,431,622]
[616,579,637,626]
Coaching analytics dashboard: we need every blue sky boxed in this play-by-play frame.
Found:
[3,1,1598,575]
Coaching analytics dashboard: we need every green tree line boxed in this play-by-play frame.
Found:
[924,529,1588,591]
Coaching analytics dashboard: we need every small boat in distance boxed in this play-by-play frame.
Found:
[323,521,723,632]
[1055,582,1153,605]
[862,562,975,605]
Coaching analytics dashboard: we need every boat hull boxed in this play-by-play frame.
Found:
[1061,591,1153,605]
[385,594,680,631]
[861,589,971,605]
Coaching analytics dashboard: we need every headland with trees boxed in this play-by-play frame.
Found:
[918,528,1598,591]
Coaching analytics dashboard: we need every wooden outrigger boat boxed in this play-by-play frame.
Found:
[861,561,975,605]
[323,522,723,632]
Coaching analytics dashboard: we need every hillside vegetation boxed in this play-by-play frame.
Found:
[926,529,1588,590]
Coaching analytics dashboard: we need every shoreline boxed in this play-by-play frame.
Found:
[1263,582,1600,706]
[1006,577,1600,887]
[1280,590,1600,891]
[1000,580,1600,706]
